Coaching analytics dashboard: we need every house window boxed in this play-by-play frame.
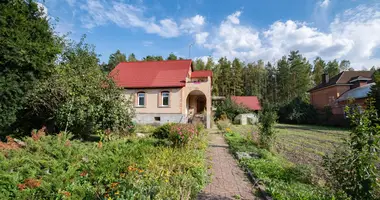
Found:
[137,92,145,106]
[161,91,169,106]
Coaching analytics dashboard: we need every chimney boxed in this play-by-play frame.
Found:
[322,73,329,84]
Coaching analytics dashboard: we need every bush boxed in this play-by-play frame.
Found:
[278,97,317,124]
[153,123,175,139]
[169,124,198,147]
[323,99,380,199]
[259,105,277,149]
[135,124,156,133]
[214,97,250,121]
[0,131,207,199]
[216,119,231,131]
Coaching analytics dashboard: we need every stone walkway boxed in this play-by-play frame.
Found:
[198,128,257,200]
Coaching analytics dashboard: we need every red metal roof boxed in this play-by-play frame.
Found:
[110,60,192,88]
[231,96,262,111]
[191,70,213,78]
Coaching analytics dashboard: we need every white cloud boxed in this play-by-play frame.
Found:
[320,0,330,8]
[65,0,75,7]
[202,5,380,69]
[180,15,205,33]
[227,11,241,25]
[195,32,209,44]
[80,0,180,38]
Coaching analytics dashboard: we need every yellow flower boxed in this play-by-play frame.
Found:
[165,179,169,183]
[115,191,120,195]
[107,197,113,200]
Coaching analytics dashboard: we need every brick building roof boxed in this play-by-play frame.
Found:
[191,70,213,78]
[109,60,192,88]
[231,96,261,111]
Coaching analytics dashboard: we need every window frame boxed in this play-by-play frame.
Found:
[137,92,146,107]
[159,91,170,107]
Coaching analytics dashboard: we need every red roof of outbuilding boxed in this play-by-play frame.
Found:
[191,70,213,78]
[110,60,192,88]
[231,96,261,111]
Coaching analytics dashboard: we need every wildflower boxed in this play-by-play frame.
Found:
[64,140,71,147]
[80,171,88,177]
[115,191,120,195]
[98,141,103,148]
[165,179,169,183]
[139,169,144,173]
[17,183,26,191]
[110,182,119,189]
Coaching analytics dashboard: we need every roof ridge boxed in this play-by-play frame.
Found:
[335,71,345,84]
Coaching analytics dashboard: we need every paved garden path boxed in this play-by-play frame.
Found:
[198,127,257,200]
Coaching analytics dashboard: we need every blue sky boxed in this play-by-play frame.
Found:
[39,0,380,69]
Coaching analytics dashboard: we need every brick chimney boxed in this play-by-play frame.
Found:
[322,73,329,84]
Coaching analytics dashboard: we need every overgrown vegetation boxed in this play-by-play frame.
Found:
[258,105,278,149]
[324,99,380,199]
[223,129,332,199]
[214,97,250,121]
[0,128,208,199]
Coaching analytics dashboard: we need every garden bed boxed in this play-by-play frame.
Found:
[223,124,337,199]
[0,128,208,199]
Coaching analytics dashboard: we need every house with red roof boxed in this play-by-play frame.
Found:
[110,60,213,128]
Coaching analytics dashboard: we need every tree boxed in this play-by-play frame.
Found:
[313,57,326,85]
[106,50,126,72]
[369,70,380,114]
[195,59,205,70]
[325,60,340,78]
[287,51,312,101]
[25,39,135,138]
[231,58,244,96]
[339,60,350,71]
[0,0,62,135]
[143,55,163,61]
[167,53,177,60]
[127,53,137,62]
[205,56,214,70]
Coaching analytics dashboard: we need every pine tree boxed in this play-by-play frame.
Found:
[231,58,244,96]
[107,50,127,72]
[313,57,326,85]
[127,53,137,62]
[205,56,214,70]
[325,60,340,78]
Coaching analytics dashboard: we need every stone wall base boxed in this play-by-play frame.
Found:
[134,113,187,125]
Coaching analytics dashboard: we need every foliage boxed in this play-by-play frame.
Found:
[167,53,177,60]
[135,124,157,133]
[214,97,250,121]
[224,131,332,200]
[22,39,135,138]
[369,69,380,115]
[104,50,127,72]
[313,57,326,85]
[258,105,278,149]
[325,59,340,78]
[127,53,137,62]
[0,0,62,136]
[278,97,318,124]
[169,124,198,147]
[216,118,232,131]
[323,99,380,199]
[0,131,208,199]
[142,55,163,61]
[153,123,175,139]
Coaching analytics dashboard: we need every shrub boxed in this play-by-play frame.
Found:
[0,131,207,199]
[323,99,380,199]
[259,105,277,149]
[153,123,175,139]
[214,97,250,121]
[169,124,198,147]
[135,124,156,133]
[278,97,317,124]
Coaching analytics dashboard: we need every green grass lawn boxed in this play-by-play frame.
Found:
[0,130,208,199]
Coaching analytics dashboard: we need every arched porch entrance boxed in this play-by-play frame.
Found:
[186,90,209,128]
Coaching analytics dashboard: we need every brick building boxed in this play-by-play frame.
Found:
[308,71,374,123]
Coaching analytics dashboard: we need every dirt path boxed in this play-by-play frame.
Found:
[198,128,257,200]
